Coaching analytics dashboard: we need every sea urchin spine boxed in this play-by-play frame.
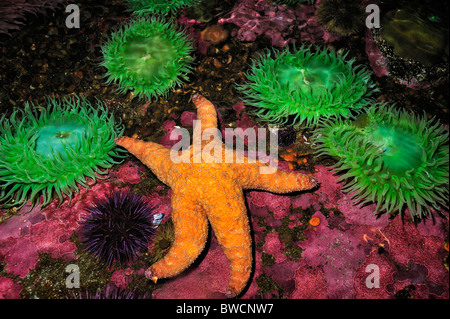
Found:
[80,191,159,267]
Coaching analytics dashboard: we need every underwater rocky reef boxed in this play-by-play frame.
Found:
[0,0,448,303]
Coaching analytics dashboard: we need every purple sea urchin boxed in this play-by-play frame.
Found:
[100,16,194,100]
[80,191,159,267]
[236,44,377,127]
[72,284,149,299]
[126,0,201,16]
[0,95,126,210]
[312,103,449,219]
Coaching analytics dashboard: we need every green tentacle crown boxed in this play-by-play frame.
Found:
[313,103,449,219]
[236,44,377,127]
[100,17,195,100]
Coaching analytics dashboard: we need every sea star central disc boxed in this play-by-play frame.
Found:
[115,94,318,297]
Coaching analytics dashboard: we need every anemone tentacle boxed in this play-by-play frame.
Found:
[236,44,377,127]
[312,103,449,219]
[0,95,127,210]
[126,0,201,16]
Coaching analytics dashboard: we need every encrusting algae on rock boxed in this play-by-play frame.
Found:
[115,94,318,297]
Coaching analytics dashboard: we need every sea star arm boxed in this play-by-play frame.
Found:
[235,163,318,193]
[201,178,252,297]
[145,191,209,282]
[192,94,218,132]
[114,136,172,185]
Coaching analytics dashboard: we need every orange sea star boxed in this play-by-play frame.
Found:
[115,94,318,297]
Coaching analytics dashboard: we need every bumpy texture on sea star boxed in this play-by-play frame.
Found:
[115,94,318,297]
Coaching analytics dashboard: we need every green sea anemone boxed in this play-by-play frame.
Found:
[100,17,195,100]
[236,44,377,127]
[312,103,449,219]
[0,95,127,210]
[316,0,365,36]
[381,5,449,67]
[126,0,201,16]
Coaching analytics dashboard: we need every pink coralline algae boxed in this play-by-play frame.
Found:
[218,0,298,47]
[218,0,341,47]
[180,110,197,127]
[152,235,264,299]
[238,164,447,299]
[152,236,231,299]
[248,191,292,223]
[178,15,210,55]
[299,211,366,298]
[158,119,181,148]
[310,165,342,210]
[221,101,264,150]
[298,0,342,44]
[263,232,287,263]
[383,217,448,291]
[3,237,39,277]
[0,163,160,265]
[353,213,449,299]
[337,193,389,229]
[110,268,134,290]
[353,250,397,298]
[291,266,328,299]
[110,160,143,184]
